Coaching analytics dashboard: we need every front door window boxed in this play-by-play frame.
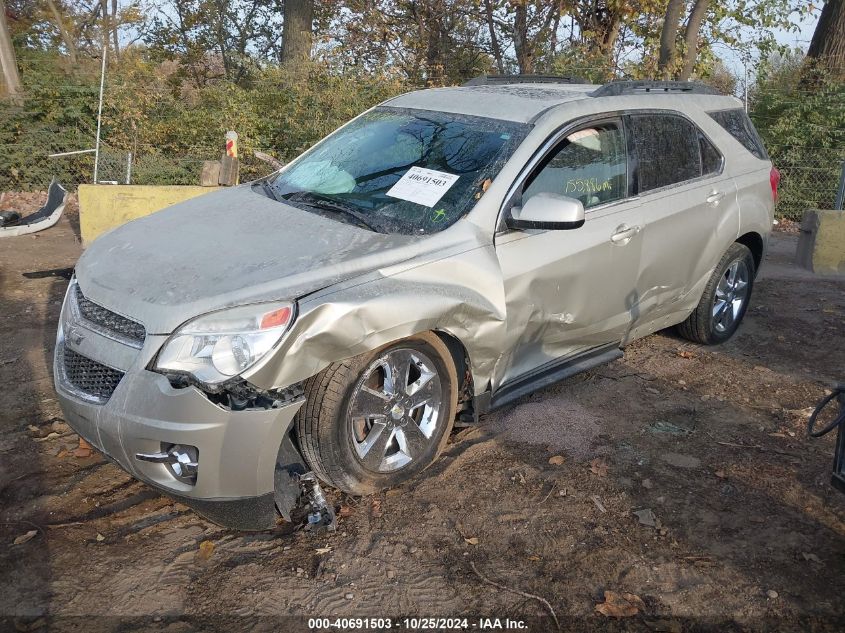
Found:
[523,123,627,210]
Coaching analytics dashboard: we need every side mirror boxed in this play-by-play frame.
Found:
[506,192,585,230]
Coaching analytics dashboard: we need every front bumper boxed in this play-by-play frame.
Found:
[55,351,304,530]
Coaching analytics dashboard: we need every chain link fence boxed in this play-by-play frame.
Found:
[8,139,845,222]
[769,145,844,220]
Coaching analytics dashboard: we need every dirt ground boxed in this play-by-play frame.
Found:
[1,193,844,633]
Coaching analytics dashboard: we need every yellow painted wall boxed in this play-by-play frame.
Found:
[809,210,845,274]
[78,185,220,245]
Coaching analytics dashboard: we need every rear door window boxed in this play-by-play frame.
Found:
[522,122,627,210]
[628,114,702,192]
[708,108,769,159]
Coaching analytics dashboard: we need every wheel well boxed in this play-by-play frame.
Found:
[736,232,764,272]
[433,330,473,404]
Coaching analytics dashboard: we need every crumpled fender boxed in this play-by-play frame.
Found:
[244,224,507,396]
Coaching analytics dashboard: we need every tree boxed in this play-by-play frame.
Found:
[658,0,684,75]
[45,0,77,63]
[678,0,710,80]
[281,0,314,67]
[0,0,22,101]
[807,0,844,79]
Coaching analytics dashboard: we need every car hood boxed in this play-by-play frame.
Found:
[75,186,426,334]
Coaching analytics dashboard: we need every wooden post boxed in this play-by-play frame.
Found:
[218,131,239,186]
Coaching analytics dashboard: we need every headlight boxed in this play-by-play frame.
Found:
[154,302,295,385]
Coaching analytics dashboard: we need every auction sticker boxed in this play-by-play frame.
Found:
[386,166,459,207]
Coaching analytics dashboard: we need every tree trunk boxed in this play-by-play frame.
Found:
[111,0,120,61]
[0,0,22,102]
[513,3,532,74]
[658,0,685,77]
[807,0,845,79]
[484,0,504,74]
[45,0,77,63]
[678,0,710,80]
[281,0,314,68]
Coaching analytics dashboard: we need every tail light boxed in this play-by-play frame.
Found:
[770,166,780,202]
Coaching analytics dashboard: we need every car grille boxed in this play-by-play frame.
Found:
[62,346,125,402]
[75,285,146,344]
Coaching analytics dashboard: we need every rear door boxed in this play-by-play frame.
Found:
[625,112,737,333]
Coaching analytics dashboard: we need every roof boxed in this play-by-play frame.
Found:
[384,83,597,124]
[384,80,741,125]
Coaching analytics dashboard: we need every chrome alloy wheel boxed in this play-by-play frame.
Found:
[712,259,749,334]
[348,348,443,473]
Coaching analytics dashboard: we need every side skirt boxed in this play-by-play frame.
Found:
[476,343,623,415]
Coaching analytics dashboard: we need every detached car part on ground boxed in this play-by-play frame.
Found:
[54,79,777,530]
[0,179,66,238]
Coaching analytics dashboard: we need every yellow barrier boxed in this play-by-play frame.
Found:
[796,209,845,275]
[78,185,220,245]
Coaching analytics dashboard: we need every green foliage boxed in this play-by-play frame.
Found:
[0,52,405,189]
[751,51,845,218]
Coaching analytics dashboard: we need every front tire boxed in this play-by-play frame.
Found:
[677,242,755,345]
[295,332,458,495]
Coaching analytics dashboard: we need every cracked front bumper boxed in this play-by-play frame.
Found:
[54,358,304,530]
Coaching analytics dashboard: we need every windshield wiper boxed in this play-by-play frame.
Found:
[256,178,281,202]
[285,192,383,233]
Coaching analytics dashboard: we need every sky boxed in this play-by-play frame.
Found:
[719,7,820,77]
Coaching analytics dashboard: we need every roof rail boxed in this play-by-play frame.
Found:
[591,80,722,97]
[463,74,586,87]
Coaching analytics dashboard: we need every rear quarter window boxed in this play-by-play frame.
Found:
[708,108,769,160]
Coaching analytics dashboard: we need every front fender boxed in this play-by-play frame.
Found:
[244,243,507,396]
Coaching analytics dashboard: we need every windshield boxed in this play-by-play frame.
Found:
[263,107,529,234]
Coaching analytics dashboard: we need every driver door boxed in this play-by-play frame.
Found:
[493,118,643,389]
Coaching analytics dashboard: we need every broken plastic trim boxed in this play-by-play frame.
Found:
[162,372,304,411]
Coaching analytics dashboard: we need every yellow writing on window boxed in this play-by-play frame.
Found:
[564,178,613,194]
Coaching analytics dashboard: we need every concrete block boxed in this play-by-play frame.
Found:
[796,209,845,275]
[78,184,220,246]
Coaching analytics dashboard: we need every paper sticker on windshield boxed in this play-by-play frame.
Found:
[386,167,459,207]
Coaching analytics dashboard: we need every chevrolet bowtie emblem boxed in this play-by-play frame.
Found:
[67,325,85,346]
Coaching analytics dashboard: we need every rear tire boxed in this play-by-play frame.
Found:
[677,242,755,345]
[295,332,458,495]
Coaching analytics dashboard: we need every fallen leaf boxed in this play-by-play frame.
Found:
[548,455,565,466]
[13,530,38,545]
[315,547,332,554]
[481,178,493,192]
[72,447,92,459]
[464,537,479,546]
[527,554,541,561]
[590,458,609,477]
[338,505,353,517]
[95,533,105,542]
[370,499,383,518]
[595,591,645,618]
[714,469,727,479]
[197,540,214,561]
[677,350,695,359]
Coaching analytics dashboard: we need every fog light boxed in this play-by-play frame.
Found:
[135,444,199,485]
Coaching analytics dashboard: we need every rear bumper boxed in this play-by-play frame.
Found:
[55,360,304,530]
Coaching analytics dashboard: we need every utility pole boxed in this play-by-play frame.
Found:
[0,0,23,103]
[93,44,107,184]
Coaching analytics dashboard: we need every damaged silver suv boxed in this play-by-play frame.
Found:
[55,78,777,529]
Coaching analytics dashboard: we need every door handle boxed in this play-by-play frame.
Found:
[706,190,726,205]
[611,224,641,244]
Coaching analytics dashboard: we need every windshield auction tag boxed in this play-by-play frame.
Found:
[386,167,459,207]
